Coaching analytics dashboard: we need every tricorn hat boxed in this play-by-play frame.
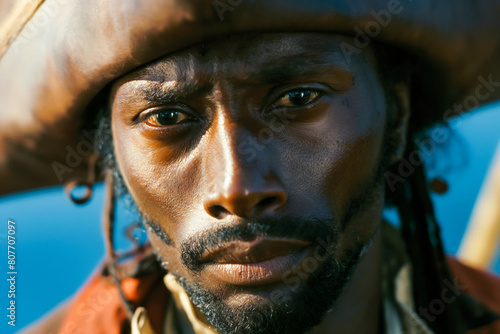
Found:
[1,0,499,195]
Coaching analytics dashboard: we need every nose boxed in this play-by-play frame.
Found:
[204,174,288,219]
[203,120,287,219]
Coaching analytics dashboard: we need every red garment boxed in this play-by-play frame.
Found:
[57,267,168,334]
[57,259,500,333]
[447,258,500,333]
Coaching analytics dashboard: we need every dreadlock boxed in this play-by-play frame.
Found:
[391,145,465,333]
[80,84,166,320]
[375,43,497,333]
[373,42,463,333]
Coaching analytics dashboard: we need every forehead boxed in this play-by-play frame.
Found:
[114,33,377,86]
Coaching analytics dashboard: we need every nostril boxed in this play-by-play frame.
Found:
[256,196,280,211]
[207,204,230,219]
[204,189,287,219]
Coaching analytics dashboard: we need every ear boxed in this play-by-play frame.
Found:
[388,82,411,165]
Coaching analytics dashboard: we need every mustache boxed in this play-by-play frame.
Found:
[181,215,339,272]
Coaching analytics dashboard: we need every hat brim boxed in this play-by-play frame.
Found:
[1,0,499,195]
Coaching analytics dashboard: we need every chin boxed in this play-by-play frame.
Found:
[173,241,364,334]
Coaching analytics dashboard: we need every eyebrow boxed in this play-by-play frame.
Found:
[248,50,349,84]
[251,57,328,83]
[135,81,212,104]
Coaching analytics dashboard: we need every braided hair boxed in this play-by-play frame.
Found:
[376,44,497,333]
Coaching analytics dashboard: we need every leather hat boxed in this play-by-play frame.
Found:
[1,0,499,195]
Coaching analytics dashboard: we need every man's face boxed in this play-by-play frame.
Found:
[110,33,394,334]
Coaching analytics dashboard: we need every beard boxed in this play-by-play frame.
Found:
[176,253,362,334]
[165,216,367,334]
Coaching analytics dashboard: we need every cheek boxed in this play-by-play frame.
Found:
[324,82,387,245]
[324,116,384,204]
[322,67,387,212]
[278,89,386,219]
[111,117,203,240]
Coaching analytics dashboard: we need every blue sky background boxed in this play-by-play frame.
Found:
[0,102,499,333]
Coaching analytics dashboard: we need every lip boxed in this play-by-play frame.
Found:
[199,238,313,286]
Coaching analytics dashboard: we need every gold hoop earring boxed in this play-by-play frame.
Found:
[65,180,93,204]
[65,152,99,204]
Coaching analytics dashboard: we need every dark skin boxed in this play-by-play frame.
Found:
[110,33,410,334]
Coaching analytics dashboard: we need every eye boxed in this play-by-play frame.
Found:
[144,109,191,127]
[273,89,321,108]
